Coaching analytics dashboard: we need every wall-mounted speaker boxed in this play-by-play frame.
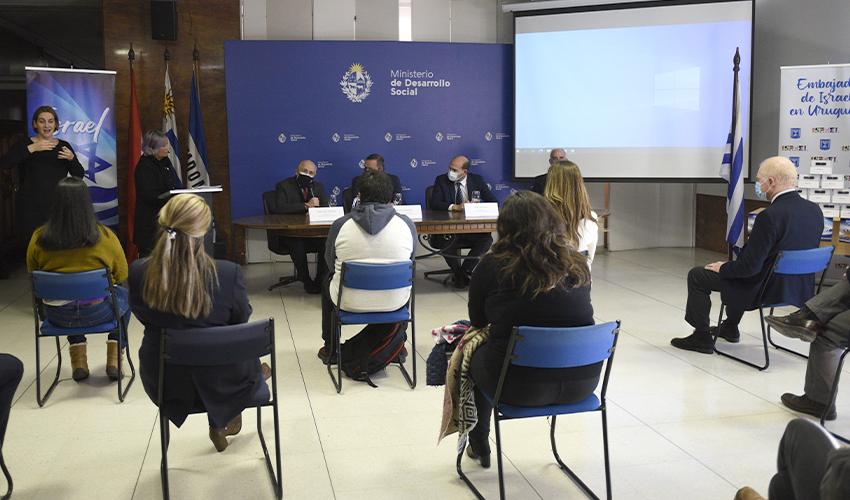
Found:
[151,0,177,41]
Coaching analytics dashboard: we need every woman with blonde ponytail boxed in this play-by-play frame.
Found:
[544,160,599,264]
[129,194,264,453]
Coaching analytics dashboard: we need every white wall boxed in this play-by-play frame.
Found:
[239,0,698,253]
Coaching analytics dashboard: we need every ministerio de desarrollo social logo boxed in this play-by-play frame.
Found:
[340,63,373,103]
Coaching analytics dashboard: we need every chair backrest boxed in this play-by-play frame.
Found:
[425,185,434,210]
[163,319,274,366]
[342,187,354,213]
[262,191,275,215]
[774,246,834,275]
[341,261,413,291]
[31,269,112,302]
[509,322,620,369]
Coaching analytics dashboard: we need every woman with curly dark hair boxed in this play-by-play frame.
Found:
[464,190,596,468]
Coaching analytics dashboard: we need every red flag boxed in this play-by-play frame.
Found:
[126,54,142,262]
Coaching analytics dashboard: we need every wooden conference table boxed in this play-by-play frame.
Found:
[231,210,499,265]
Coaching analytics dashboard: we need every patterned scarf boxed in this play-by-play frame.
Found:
[438,325,491,453]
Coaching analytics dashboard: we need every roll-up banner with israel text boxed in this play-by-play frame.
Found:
[224,41,517,220]
[778,64,850,175]
[26,67,118,226]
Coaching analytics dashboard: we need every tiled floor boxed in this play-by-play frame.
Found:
[2,247,847,499]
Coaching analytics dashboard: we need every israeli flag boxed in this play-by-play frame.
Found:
[719,73,745,253]
[186,66,210,187]
[162,62,182,182]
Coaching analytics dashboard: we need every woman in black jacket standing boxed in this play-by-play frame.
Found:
[0,105,84,245]
[134,130,182,256]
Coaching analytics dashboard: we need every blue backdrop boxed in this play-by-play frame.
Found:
[224,40,519,220]
[26,68,118,226]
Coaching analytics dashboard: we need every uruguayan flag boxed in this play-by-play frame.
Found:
[720,72,745,252]
[186,66,210,187]
[162,62,182,182]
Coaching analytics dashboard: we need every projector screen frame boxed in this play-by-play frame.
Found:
[512,0,755,184]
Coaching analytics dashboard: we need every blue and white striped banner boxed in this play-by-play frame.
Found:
[162,62,182,181]
[720,71,745,252]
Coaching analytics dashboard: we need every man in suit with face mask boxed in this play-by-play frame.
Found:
[430,155,496,288]
[271,160,329,294]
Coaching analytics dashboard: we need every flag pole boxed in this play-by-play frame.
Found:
[728,47,741,262]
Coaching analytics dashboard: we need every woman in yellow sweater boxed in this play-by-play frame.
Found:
[27,177,130,382]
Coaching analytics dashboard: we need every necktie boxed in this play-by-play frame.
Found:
[302,187,310,202]
[455,182,463,204]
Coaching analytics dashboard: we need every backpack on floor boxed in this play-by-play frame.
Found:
[340,322,407,387]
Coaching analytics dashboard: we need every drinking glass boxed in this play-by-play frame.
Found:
[393,193,403,205]
[471,190,481,203]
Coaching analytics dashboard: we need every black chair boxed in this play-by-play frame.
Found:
[1,354,22,500]
[30,269,136,406]
[342,187,355,213]
[262,191,321,292]
[457,321,621,500]
[419,185,477,284]
[158,318,282,499]
[713,247,834,371]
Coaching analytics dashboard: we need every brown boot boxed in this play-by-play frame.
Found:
[735,487,765,500]
[69,343,90,381]
[106,340,120,381]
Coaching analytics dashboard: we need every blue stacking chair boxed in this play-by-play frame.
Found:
[458,321,621,500]
[328,260,416,393]
[30,269,136,406]
[158,318,282,500]
[713,246,834,371]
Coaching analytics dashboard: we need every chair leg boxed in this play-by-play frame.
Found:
[766,306,809,359]
[1,449,12,500]
[326,316,342,393]
[602,408,612,500]
[550,415,602,499]
[118,333,137,403]
[456,444,486,500]
[822,348,850,444]
[494,413,506,500]
[395,321,417,390]
[36,336,62,407]
[267,275,298,292]
[160,412,170,500]
[712,306,770,371]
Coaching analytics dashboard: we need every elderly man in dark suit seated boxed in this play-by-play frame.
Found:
[430,155,497,289]
[671,156,823,354]
[271,160,328,294]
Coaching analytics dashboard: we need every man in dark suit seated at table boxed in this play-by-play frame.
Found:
[531,148,567,194]
[271,159,328,294]
[430,154,496,289]
[351,153,403,205]
[671,156,823,354]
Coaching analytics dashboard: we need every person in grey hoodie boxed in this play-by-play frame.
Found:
[318,170,417,362]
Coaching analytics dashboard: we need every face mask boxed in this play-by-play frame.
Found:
[754,181,767,200]
[447,170,460,182]
[296,172,314,187]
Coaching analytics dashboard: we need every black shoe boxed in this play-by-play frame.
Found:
[781,393,836,420]
[466,441,491,468]
[304,279,321,295]
[710,322,740,343]
[317,345,338,365]
[765,308,823,342]
[452,273,469,289]
[671,331,715,354]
